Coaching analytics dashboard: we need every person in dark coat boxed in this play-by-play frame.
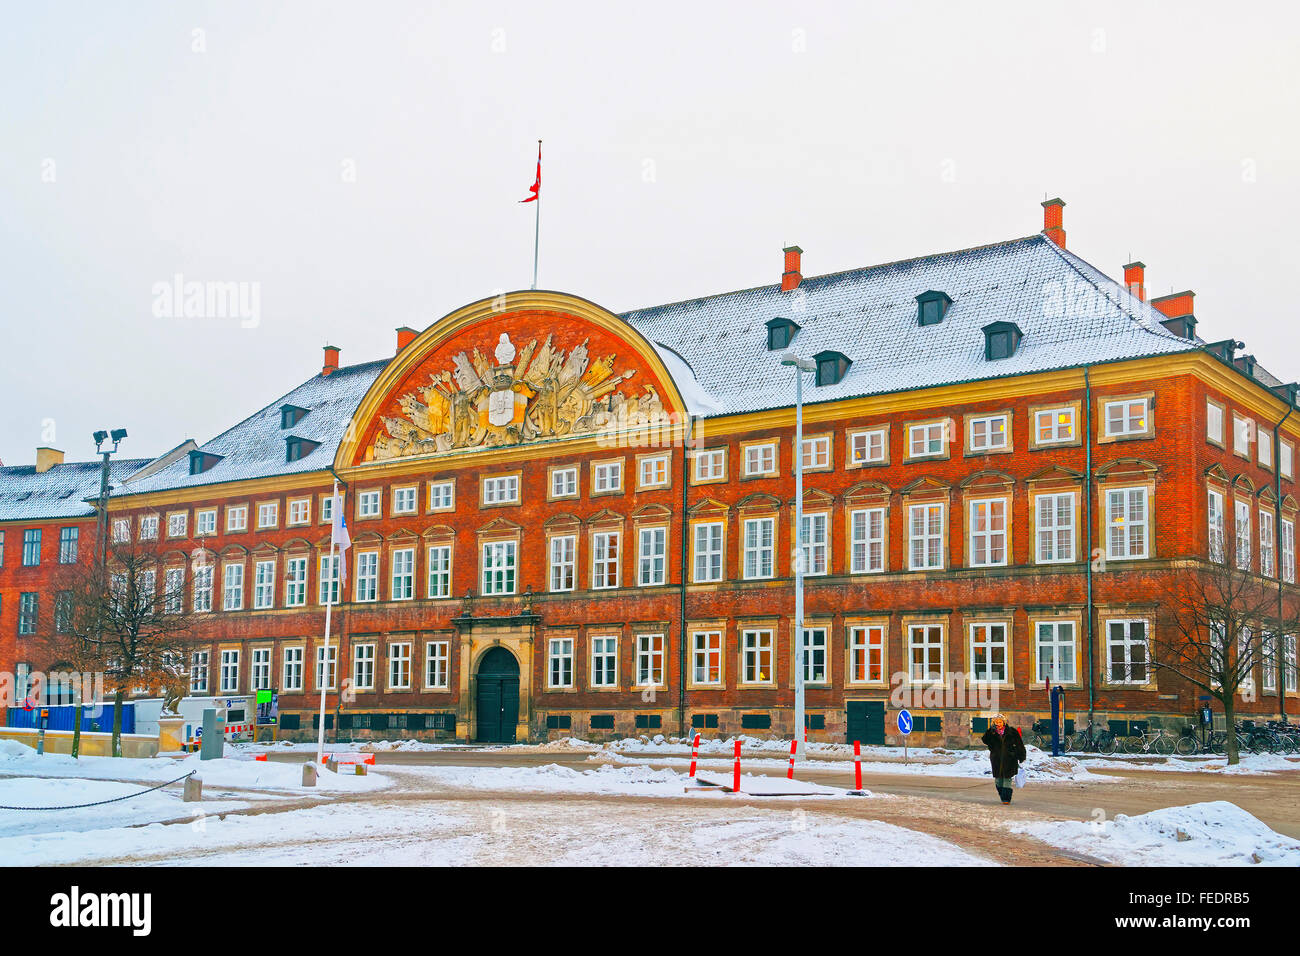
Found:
[981,713,1026,804]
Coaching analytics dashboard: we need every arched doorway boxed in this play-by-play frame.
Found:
[475,647,520,743]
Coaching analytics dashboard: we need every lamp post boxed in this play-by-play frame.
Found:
[781,354,815,757]
[92,429,128,567]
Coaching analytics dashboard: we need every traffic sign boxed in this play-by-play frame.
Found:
[897,709,913,735]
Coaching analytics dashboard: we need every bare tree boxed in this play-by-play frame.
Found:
[1155,542,1300,765]
[36,536,196,757]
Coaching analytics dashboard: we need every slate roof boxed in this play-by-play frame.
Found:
[0,458,150,522]
[622,234,1201,416]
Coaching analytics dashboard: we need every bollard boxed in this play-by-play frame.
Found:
[326,758,338,774]
[787,739,797,780]
[732,739,741,793]
[302,762,317,788]
[689,733,701,778]
[854,740,863,792]
[183,775,202,803]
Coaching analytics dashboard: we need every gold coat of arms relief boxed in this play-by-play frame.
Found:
[367,332,670,460]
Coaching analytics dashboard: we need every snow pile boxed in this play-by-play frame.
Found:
[403,762,691,796]
[493,737,601,754]
[1010,801,1300,866]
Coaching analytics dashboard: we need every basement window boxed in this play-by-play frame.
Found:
[916,290,953,326]
[813,350,852,387]
[765,316,801,351]
[982,321,1023,361]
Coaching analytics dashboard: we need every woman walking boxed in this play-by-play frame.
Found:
[981,714,1026,804]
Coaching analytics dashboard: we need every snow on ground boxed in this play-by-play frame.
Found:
[1080,752,1300,775]
[398,762,725,797]
[1009,801,1300,866]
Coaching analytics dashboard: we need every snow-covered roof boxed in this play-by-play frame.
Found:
[0,458,150,522]
[622,234,1200,416]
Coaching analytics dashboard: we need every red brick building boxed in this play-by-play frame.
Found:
[3,198,1298,746]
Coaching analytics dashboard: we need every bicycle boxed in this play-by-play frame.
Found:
[1068,722,1119,756]
[1121,727,1178,755]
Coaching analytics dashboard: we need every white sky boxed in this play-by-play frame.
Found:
[2,1,1298,465]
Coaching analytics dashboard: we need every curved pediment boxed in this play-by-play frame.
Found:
[844,480,892,502]
[337,292,688,468]
[735,492,783,511]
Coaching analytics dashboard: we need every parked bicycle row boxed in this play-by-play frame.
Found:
[1029,719,1300,756]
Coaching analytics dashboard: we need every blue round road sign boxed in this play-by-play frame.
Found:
[897,709,913,735]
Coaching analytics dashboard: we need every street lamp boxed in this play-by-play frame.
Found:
[93,428,128,566]
[781,353,815,757]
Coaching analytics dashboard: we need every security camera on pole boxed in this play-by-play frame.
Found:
[781,353,816,757]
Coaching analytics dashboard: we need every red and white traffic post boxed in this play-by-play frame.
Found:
[732,739,741,793]
[786,739,797,779]
[689,732,701,778]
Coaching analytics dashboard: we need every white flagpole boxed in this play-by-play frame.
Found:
[316,480,339,766]
[531,139,541,290]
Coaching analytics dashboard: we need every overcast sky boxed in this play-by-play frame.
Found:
[2,1,1297,466]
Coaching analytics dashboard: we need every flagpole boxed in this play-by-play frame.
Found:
[531,139,541,289]
[316,479,339,766]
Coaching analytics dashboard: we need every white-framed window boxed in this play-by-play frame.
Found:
[969,497,1007,567]
[801,627,828,683]
[319,496,334,523]
[693,522,724,582]
[742,516,775,579]
[355,551,378,602]
[1104,398,1149,437]
[482,475,520,505]
[393,486,418,515]
[1208,489,1226,563]
[969,623,1008,683]
[968,415,1008,452]
[425,641,449,689]
[284,556,308,607]
[192,563,213,613]
[164,567,184,614]
[428,480,455,511]
[907,625,944,683]
[638,455,669,488]
[112,518,129,543]
[388,642,412,690]
[318,553,340,605]
[482,540,518,595]
[315,645,337,691]
[637,527,667,586]
[694,448,726,482]
[1035,407,1075,445]
[848,625,885,684]
[549,535,576,592]
[222,563,244,611]
[1035,492,1075,563]
[592,462,622,494]
[195,509,216,536]
[358,490,382,517]
[908,421,946,458]
[391,547,415,600]
[849,507,885,573]
[551,467,578,498]
[691,630,723,685]
[1035,621,1077,683]
[167,512,188,538]
[799,512,828,575]
[848,428,887,465]
[219,649,240,693]
[1262,630,1276,694]
[1282,442,1294,481]
[1285,634,1298,694]
[1233,415,1253,456]
[1282,518,1296,584]
[427,545,451,598]
[282,647,304,692]
[1234,500,1252,571]
[635,633,664,687]
[251,647,271,690]
[253,559,275,609]
[1106,619,1149,684]
[908,502,944,570]
[288,498,311,526]
[591,636,617,688]
[257,502,278,529]
[741,629,774,684]
[139,514,159,541]
[1259,429,1273,469]
[352,643,376,691]
[1105,487,1149,560]
[190,651,209,694]
[743,442,777,476]
[1260,510,1276,578]
[592,531,619,589]
[547,638,574,689]
[1206,400,1224,445]
[800,436,830,470]
[225,506,248,533]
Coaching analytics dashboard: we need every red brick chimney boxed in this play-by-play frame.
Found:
[396,327,417,353]
[781,245,803,292]
[1041,198,1066,249]
[322,344,340,376]
[1122,261,1146,302]
[1150,290,1194,319]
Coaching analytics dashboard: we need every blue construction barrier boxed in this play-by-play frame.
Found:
[5,702,135,735]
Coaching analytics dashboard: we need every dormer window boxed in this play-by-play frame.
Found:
[765,317,801,351]
[813,350,852,387]
[916,290,952,327]
[280,404,310,429]
[286,436,320,463]
[188,450,223,475]
[982,321,1023,361]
